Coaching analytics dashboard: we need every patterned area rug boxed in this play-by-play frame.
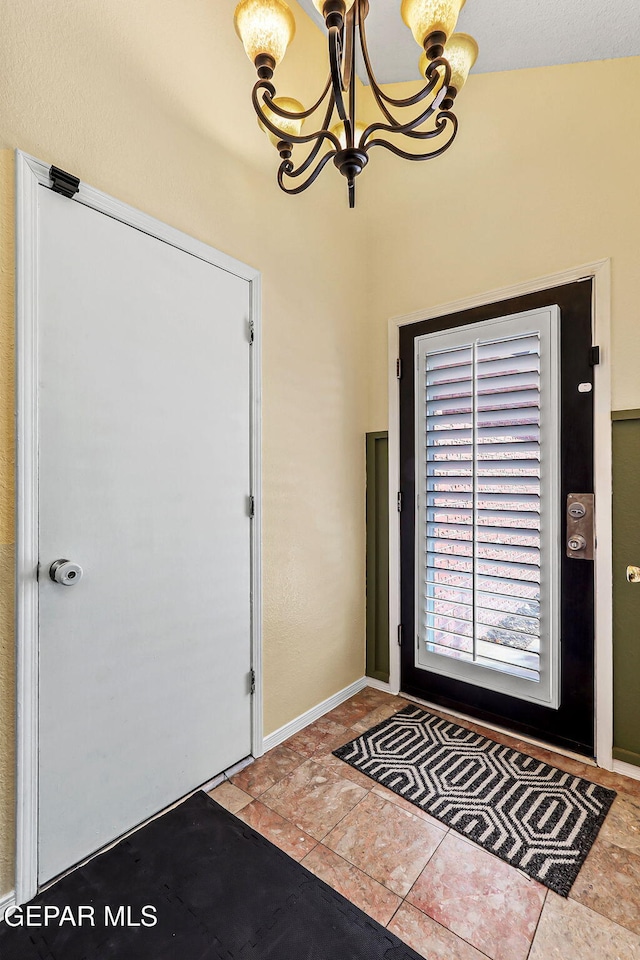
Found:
[333,705,616,896]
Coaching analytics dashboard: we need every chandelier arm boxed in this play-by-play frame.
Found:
[252,84,342,150]
[396,113,458,141]
[282,95,338,179]
[329,25,348,123]
[342,5,355,92]
[361,101,452,149]
[366,118,459,161]
[356,14,401,128]
[277,150,337,195]
[259,78,333,121]
[343,1,357,149]
[374,58,451,109]
[358,11,450,111]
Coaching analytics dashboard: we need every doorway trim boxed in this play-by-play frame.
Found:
[387,260,612,769]
[14,150,263,904]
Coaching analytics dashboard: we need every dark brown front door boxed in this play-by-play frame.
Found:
[399,281,596,757]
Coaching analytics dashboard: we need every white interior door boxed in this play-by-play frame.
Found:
[36,186,254,884]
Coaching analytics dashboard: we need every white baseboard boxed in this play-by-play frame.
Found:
[0,889,17,923]
[263,677,368,753]
[613,759,640,782]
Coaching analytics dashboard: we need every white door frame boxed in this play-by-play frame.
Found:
[386,261,613,770]
[14,150,263,904]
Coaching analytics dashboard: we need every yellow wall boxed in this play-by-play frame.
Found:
[363,56,640,429]
[0,0,368,896]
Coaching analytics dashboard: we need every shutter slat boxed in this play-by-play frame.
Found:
[476,608,540,636]
[426,347,473,371]
[425,614,473,637]
[477,354,540,379]
[477,335,540,361]
[421,326,545,683]
[425,626,474,652]
[425,642,474,663]
[424,581,541,616]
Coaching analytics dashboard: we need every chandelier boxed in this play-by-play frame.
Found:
[233,0,478,207]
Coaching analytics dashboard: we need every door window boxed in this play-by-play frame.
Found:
[415,308,560,705]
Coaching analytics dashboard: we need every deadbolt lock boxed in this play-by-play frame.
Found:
[627,565,640,583]
[566,494,595,560]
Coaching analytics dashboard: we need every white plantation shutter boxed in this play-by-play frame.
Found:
[415,308,560,706]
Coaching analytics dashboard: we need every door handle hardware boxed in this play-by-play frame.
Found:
[568,535,587,552]
[49,559,83,586]
[627,565,640,583]
[566,494,595,560]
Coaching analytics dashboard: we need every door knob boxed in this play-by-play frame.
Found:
[627,565,640,583]
[49,559,83,586]
[567,535,587,552]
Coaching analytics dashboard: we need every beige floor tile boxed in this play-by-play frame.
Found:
[302,844,401,926]
[370,783,449,831]
[584,766,640,801]
[350,701,408,734]
[599,795,640,856]
[349,687,395,709]
[324,790,446,896]
[282,717,349,758]
[407,832,546,960]
[230,744,304,797]
[529,892,640,959]
[311,748,375,789]
[388,902,490,960]
[322,697,377,727]
[312,727,358,756]
[236,800,317,861]
[570,837,640,935]
[260,759,367,841]
[207,781,252,814]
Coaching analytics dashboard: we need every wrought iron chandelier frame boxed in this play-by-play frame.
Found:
[251,0,458,208]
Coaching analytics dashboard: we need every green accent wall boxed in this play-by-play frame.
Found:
[612,413,640,767]
[366,433,389,682]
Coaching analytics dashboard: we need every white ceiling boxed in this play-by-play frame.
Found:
[296,0,640,84]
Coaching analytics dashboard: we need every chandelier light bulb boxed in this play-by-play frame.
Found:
[258,97,305,148]
[401,0,467,59]
[421,31,478,107]
[312,0,355,17]
[330,119,367,150]
[234,0,296,76]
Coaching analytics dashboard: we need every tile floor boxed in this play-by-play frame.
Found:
[209,687,640,960]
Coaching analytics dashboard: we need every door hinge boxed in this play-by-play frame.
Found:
[250,669,256,695]
[397,624,403,646]
[589,345,600,366]
[248,495,255,518]
[49,165,80,199]
[396,358,403,380]
[248,320,255,344]
[397,491,403,512]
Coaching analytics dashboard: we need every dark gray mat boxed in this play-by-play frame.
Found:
[0,791,423,959]
[334,704,616,896]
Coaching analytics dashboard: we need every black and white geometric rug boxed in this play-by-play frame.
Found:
[333,705,616,896]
